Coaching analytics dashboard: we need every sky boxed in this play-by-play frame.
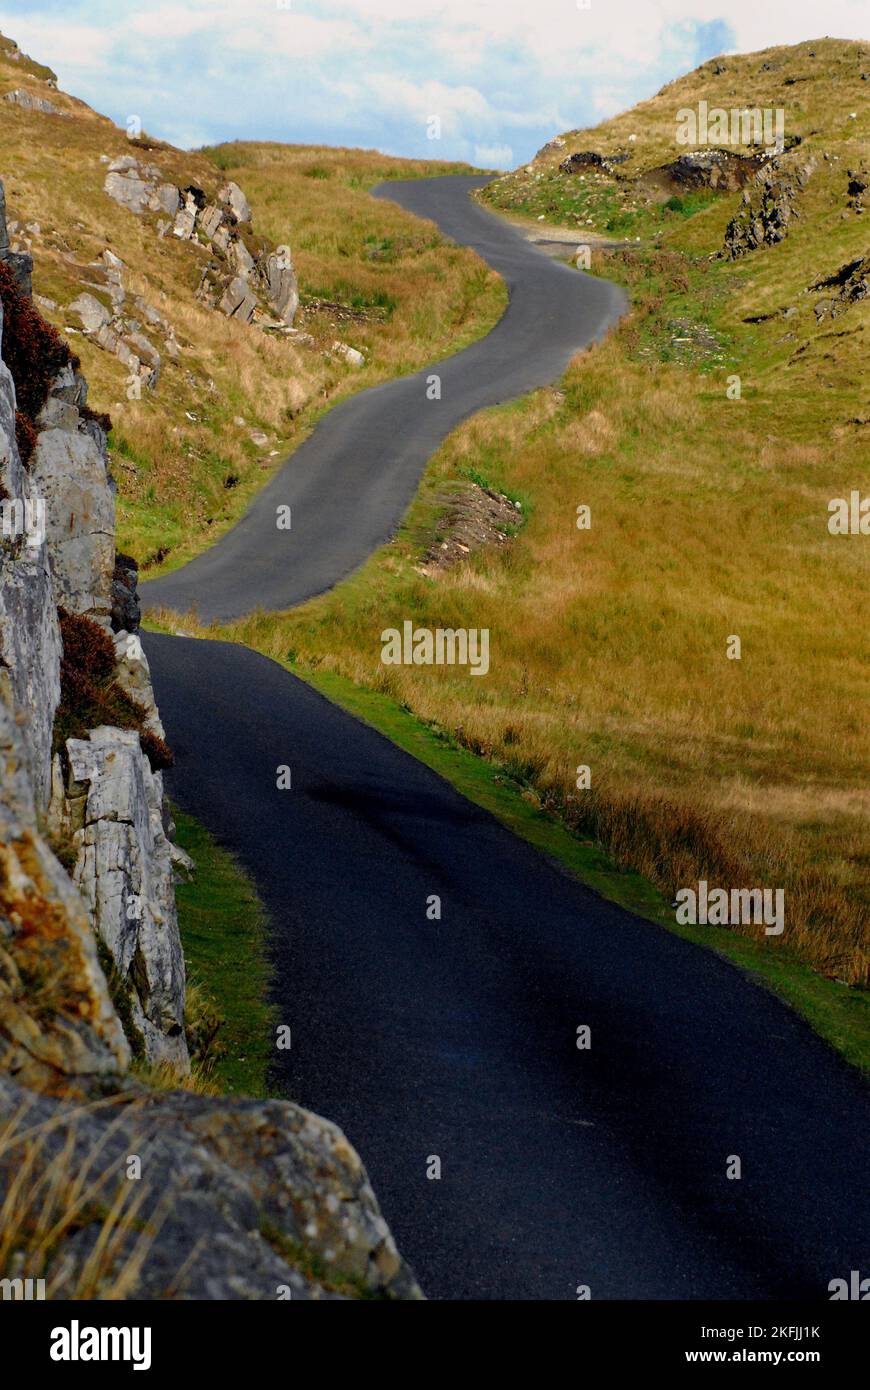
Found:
[0,0,866,167]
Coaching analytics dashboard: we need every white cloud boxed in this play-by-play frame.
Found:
[3,0,867,166]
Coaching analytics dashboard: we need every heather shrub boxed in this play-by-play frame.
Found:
[55,608,173,772]
[0,259,74,421]
[14,409,36,464]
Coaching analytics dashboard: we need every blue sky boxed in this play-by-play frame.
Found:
[1,1,866,166]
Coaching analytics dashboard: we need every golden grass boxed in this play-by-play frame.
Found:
[0,1090,163,1298]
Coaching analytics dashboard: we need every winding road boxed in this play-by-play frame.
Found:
[142,177,869,1300]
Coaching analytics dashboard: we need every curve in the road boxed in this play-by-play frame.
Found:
[141,177,869,1300]
[141,177,626,622]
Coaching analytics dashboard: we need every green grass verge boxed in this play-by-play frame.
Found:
[172,805,277,1096]
[290,662,870,1075]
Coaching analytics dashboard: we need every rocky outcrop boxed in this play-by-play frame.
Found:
[560,149,630,175]
[104,155,299,330]
[103,155,179,217]
[0,175,187,1069]
[810,252,870,321]
[0,695,131,1094]
[847,167,867,214]
[723,153,816,258]
[5,87,63,116]
[0,1072,422,1299]
[50,725,187,1069]
[29,393,116,624]
[111,552,141,633]
[644,148,770,194]
[65,249,177,393]
[535,134,566,160]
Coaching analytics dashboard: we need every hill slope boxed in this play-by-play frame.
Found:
[0,33,503,573]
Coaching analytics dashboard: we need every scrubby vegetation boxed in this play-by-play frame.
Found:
[54,608,173,772]
[0,258,73,458]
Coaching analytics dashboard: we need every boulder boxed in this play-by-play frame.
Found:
[232,238,256,277]
[172,194,198,240]
[0,1073,423,1298]
[198,204,224,239]
[153,183,180,217]
[68,290,111,334]
[44,361,87,408]
[219,180,252,224]
[220,274,257,322]
[332,341,364,368]
[124,330,161,374]
[113,631,163,735]
[107,154,141,174]
[264,249,299,325]
[103,171,154,215]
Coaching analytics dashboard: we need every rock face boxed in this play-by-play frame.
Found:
[0,297,60,808]
[723,153,815,257]
[57,726,188,1070]
[104,155,299,329]
[65,249,173,393]
[5,87,62,116]
[29,415,116,623]
[0,681,131,1094]
[0,175,187,1070]
[0,1072,422,1299]
[645,148,771,193]
[811,253,870,321]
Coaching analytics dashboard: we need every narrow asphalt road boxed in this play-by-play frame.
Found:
[140,177,626,621]
[142,178,869,1299]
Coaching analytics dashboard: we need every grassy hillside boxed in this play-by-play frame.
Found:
[484,37,867,235]
[0,36,504,572]
[168,39,869,1004]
